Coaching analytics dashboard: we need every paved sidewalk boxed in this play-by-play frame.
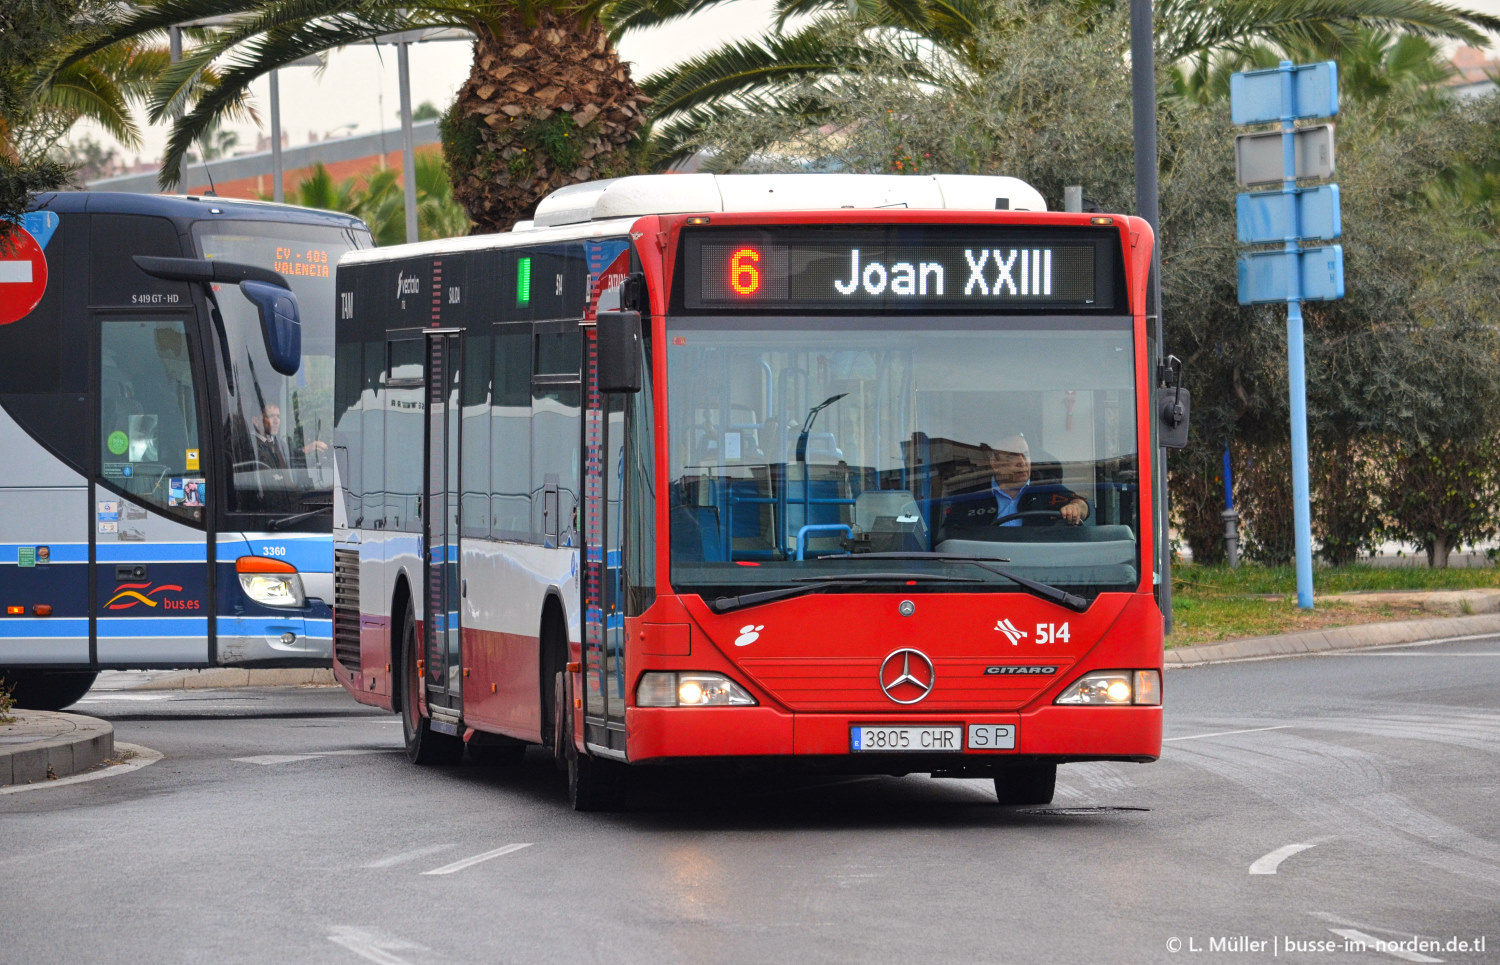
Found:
[1166,611,1500,666]
[6,604,1500,787]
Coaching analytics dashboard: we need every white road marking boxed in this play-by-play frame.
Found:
[233,749,388,766]
[327,926,428,965]
[1249,839,1327,874]
[1164,725,1293,742]
[0,743,162,795]
[421,842,532,876]
[76,693,178,702]
[1328,929,1443,963]
[234,754,322,765]
[364,844,456,869]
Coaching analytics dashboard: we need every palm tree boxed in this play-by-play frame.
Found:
[54,0,654,231]
[267,153,472,243]
[3,0,167,217]
[1168,25,1455,105]
[639,0,1500,164]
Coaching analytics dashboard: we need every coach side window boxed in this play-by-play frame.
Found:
[98,319,204,522]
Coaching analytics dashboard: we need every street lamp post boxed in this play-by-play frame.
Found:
[1130,0,1172,631]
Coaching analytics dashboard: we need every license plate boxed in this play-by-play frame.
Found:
[967,723,1017,750]
[850,725,963,752]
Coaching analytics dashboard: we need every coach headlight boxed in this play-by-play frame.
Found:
[236,556,306,608]
[636,672,757,707]
[1055,670,1160,706]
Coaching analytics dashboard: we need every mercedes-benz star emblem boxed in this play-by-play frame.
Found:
[879,648,936,704]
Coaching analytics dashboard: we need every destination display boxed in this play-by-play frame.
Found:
[680,227,1119,312]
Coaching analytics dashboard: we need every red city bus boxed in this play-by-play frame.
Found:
[331,173,1185,810]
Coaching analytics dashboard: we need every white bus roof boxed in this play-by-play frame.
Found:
[529,173,1047,228]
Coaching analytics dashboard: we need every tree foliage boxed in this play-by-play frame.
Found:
[267,153,471,244]
[685,6,1500,567]
[51,0,660,231]
[1,0,169,219]
[640,0,1500,165]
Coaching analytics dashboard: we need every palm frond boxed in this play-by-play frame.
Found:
[640,15,887,115]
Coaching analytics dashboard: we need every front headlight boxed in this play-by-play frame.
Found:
[236,556,306,608]
[1055,669,1160,706]
[636,672,757,707]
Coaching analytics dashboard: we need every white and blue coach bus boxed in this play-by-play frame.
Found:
[0,193,370,709]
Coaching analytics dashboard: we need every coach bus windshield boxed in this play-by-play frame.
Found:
[666,319,1140,602]
[193,219,365,521]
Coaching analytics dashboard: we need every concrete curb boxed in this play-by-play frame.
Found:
[1166,612,1500,666]
[0,711,114,787]
[101,668,337,691]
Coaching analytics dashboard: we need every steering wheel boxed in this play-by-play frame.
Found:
[994,509,1067,526]
[233,459,273,473]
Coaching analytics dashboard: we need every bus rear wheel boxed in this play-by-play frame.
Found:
[399,607,462,766]
[3,670,99,711]
[994,762,1057,806]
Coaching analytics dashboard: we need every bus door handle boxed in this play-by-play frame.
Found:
[116,565,147,581]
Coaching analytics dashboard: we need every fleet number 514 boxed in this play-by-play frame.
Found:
[1036,623,1070,644]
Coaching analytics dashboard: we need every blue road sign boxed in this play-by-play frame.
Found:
[1237,245,1345,305]
[1231,61,1339,124]
[20,211,59,250]
[1236,185,1341,244]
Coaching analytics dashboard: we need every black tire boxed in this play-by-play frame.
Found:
[994,762,1057,806]
[3,670,99,711]
[399,606,463,765]
[561,673,628,811]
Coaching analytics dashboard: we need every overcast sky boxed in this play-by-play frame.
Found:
[77,0,1498,168]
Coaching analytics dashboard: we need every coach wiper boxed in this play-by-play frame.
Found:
[709,571,981,614]
[267,503,332,530]
[847,552,1091,613]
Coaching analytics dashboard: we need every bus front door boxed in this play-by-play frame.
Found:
[581,325,628,755]
[94,315,212,665]
[422,331,463,723]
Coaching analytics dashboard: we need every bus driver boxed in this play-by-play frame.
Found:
[940,432,1088,531]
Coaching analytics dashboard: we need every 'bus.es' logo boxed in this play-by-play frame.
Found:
[104,582,200,611]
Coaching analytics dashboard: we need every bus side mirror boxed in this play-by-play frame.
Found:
[1157,387,1190,449]
[597,310,642,394]
[239,280,301,376]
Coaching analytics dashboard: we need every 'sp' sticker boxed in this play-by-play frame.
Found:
[107,430,129,455]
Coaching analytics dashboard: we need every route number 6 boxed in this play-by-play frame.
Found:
[1035,622,1070,645]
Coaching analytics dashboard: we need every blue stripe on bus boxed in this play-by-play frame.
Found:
[0,618,90,638]
[97,543,210,563]
[97,617,210,636]
[1,543,89,564]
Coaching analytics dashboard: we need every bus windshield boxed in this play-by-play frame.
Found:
[666,318,1140,601]
[194,219,364,520]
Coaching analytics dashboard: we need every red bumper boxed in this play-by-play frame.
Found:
[625,704,1160,763]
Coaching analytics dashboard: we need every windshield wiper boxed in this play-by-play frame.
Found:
[709,571,981,614]
[844,552,1091,613]
[268,504,332,530]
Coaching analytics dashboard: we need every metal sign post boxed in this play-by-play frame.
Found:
[1233,61,1343,610]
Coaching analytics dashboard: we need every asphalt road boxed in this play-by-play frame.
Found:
[2,637,1497,965]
